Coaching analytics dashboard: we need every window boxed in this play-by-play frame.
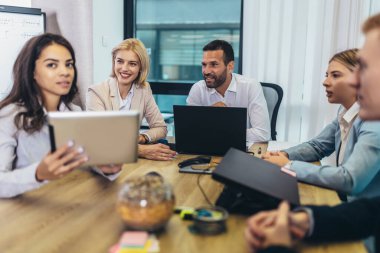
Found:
[125,0,243,136]
[137,29,240,83]
[125,0,243,114]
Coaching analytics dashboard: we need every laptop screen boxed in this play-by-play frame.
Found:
[173,105,247,156]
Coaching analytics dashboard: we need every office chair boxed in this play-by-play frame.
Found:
[260,82,283,140]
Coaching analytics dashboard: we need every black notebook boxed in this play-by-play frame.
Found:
[212,148,300,208]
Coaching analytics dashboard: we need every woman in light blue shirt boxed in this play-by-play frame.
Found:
[263,49,380,200]
[0,33,120,198]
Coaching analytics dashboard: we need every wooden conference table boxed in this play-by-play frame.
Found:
[0,154,366,253]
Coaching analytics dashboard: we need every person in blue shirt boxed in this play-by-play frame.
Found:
[245,12,380,253]
[263,48,380,201]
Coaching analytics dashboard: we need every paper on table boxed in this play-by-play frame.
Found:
[267,141,300,152]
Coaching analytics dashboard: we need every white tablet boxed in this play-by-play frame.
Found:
[47,111,140,167]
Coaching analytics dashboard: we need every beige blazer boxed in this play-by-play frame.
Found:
[86,77,167,142]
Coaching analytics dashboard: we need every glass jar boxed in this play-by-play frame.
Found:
[116,174,175,231]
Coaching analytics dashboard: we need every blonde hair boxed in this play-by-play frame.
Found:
[329,48,359,72]
[110,38,150,86]
[363,13,380,34]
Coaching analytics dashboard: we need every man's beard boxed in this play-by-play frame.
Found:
[204,69,228,89]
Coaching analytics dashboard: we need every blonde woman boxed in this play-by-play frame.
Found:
[87,38,176,161]
[263,49,380,200]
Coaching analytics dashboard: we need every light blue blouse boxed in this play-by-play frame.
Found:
[285,116,380,200]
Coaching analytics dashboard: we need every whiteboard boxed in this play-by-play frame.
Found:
[0,6,45,100]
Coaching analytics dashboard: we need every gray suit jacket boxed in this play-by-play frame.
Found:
[285,117,380,200]
[86,78,167,142]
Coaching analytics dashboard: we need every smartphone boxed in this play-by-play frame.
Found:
[179,165,212,174]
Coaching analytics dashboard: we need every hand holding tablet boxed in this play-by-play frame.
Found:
[48,111,140,168]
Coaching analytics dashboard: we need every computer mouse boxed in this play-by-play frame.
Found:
[178,156,211,168]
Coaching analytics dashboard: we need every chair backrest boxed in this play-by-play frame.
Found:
[260,82,283,140]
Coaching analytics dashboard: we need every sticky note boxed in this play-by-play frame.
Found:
[119,231,149,247]
[109,244,120,253]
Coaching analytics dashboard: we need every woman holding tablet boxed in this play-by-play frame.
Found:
[87,38,176,161]
[0,33,120,198]
[263,49,380,200]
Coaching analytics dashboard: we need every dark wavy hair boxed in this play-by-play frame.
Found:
[0,33,78,133]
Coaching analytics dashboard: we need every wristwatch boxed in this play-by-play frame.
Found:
[141,134,150,144]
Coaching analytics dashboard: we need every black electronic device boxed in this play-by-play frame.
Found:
[178,156,213,174]
[212,148,300,212]
[173,105,247,156]
[178,156,211,168]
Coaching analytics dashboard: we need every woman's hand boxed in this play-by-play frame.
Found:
[262,151,289,159]
[138,143,177,161]
[262,151,290,167]
[35,142,88,181]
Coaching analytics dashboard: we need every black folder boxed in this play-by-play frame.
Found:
[212,148,300,208]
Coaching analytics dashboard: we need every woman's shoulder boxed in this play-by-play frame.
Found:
[0,103,25,118]
[132,82,152,99]
[350,118,380,142]
[89,78,117,93]
[0,103,25,132]
[357,118,380,133]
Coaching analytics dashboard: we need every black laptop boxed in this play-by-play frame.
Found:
[173,105,247,156]
[212,148,300,208]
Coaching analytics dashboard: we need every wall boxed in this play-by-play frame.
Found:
[92,0,124,85]
[0,2,43,100]
[31,0,93,108]
[1,0,123,108]
[0,0,30,7]
[243,0,380,142]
